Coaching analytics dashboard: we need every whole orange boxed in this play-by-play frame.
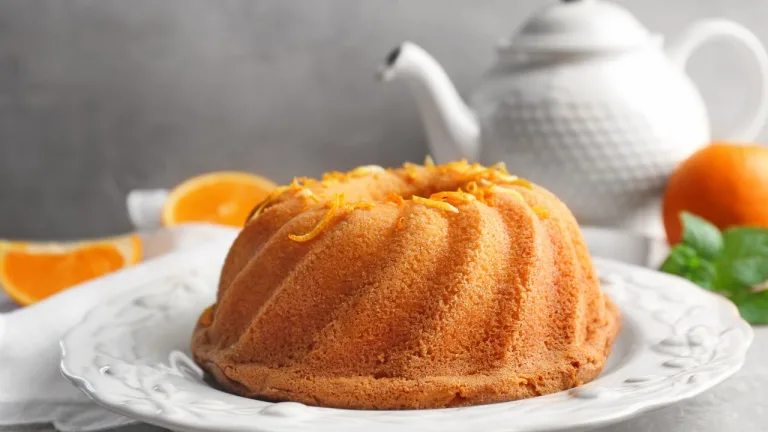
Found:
[663,143,768,244]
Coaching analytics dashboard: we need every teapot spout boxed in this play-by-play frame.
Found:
[379,42,480,162]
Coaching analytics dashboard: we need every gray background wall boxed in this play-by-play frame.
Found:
[0,0,766,239]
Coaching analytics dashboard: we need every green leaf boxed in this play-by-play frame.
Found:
[659,244,717,290]
[734,291,768,325]
[680,212,723,259]
[712,262,752,299]
[660,244,697,274]
[722,227,768,259]
[712,262,752,296]
[713,227,768,296]
[729,257,768,286]
[660,218,768,325]
[684,260,717,290]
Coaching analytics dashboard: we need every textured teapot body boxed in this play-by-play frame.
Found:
[473,48,709,226]
[381,0,768,233]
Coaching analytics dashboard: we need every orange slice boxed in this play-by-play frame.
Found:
[0,234,142,305]
[162,172,277,227]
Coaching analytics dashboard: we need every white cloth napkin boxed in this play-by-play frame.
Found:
[0,188,239,431]
[0,223,238,431]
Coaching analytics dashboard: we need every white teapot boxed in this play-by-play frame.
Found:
[380,0,768,232]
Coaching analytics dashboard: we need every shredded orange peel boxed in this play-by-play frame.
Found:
[255,161,543,242]
[386,192,405,207]
[429,159,532,188]
[289,176,318,190]
[532,204,550,219]
[489,185,525,202]
[297,188,321,203]
[249,185,291,222]
[412,196,459,213]
[289,193,344,242]
[349,200,375,211]
[403,162,419,183]
[318,165,388,187]
[430,191,476,205]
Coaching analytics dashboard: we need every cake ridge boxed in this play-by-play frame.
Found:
[230,206,405,368]
[300,219,457,377]
[192,159,620,409]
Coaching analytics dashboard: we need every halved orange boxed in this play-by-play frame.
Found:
[0,233,142,305]
[162,171,277,227]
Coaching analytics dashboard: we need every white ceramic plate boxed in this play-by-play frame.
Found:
[60,257,752,432]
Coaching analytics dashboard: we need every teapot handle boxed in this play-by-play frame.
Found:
[667,19,768,141]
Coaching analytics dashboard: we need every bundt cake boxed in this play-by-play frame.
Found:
[191,159,620,410]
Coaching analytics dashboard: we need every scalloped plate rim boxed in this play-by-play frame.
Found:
[60,257,753,432]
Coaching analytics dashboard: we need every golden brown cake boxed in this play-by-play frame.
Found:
[191,159,620,410]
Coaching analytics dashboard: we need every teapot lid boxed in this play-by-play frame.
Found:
[506,0,653,53]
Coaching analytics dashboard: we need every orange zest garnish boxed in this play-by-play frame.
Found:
[494,173,521,184]
[403,162,419,183]
[412,196,459,213]
[490,185,525,202]
[491,161,509,175]
[477,178,494,188]
[322,171,346,181]
[289,176,319,192]
[349,200,375,211]
[279,161,535,234]
[288,193,343,242]
[439,159,470,174]
[299,176,318,187]
[463,181,487,203]
[509,178,533,189]
[248,185,290,222]
[463,163,486,177]
[387,192,405,207]
[296,188,321,203]
[430,191,476,206]
[288,177,302,191]
[320,171,348,187]
[532,204,550,219]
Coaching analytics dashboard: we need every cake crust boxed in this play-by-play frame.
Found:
[192,161,621,409]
